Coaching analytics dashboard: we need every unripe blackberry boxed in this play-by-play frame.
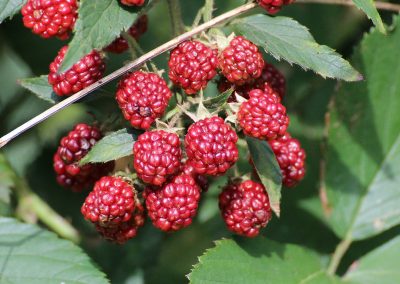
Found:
[219,180,272,237]
[81,176,136,227]
[269,132,306,187]
[48,46,105,96]
[144,174,201,232]
[237,89,289,140]
[182,162,209,192]
[120,0,145,6]
[185,116,239,176]
[257,0,295,14]
[21,0,78,40]
[116,71,172,130]
[219,36,264,86]
[168,40,218,95]
[133,130,182,186]
[53,124,114,191]
[105,15,148,54]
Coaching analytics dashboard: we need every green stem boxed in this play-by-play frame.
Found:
[327,236,352,275]
[167,0,185,36]
[203,0,214,22]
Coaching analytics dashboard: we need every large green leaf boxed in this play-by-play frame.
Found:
[0,217,108,284]
[352,0,385,34]
[188,238,340,284]
[324,16,400,240]
[247,137,282,216]
[59,0,138,72]
[344,236,400,284]
[0,0,26,23]
[80,128,138,165]
[233,15,362,82]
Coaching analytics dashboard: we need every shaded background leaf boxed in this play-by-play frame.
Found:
[0,0,26,24]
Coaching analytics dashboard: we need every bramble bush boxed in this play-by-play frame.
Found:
[0,0,400,283]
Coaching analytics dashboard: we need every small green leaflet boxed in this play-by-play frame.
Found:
[203,88,233,109]
[0,0,26,24]
[352,0,385,34]
[19,75,60,104]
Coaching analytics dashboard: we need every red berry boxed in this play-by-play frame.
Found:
[182,162,209,192]
[133,130,182,186]
[96,202,145,244]
[269,132,306,187]
[53,124,114,191]
[105,15,148,54]
[81,176,136,227]
[168,40,218,95]
[48,46,105,96]
[21,0,78,40]
[237,89,289,140]
[120,0,145,6]
[185,116,239,176]
[144,174,201,232]
[219,36,264,86]
[257,0,295,14]
[219,180,272,237]
[116,71,172,130]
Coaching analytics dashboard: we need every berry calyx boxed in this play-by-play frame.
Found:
[48,46,105,96]
[21,0,78,40]
[219,36,264,86]
[185,116,239,176]
[257,0,295,14]
[168,40,218,95]
[120,0,145,6]
[81,176,137,227]
[133,130,182,186]
[219,180,272,237]
[116,71,172,130]
[237,88,289,140]
[269,132,306,187]
[144,174,201,232]
[53,123,114,191]
[105,15,148,54]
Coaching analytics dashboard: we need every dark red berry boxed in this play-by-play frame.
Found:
[182,162,209,192]
[185,116,239,176]
[168,40,218,95]
[219,180,272,237]
[269,132,306,187]
[53,124,114,191]
[96,202,145,244]
[81,176,136,227]
[144,174,201,232]
[116,71,172,130]
[237,89,289,141]
[105,15,148,54]
[21,0,78,40]
[133,130,182,186]
[219,36,264,86]
[257,0,295,14]
[48,46,105,96]
[120,0,145,6]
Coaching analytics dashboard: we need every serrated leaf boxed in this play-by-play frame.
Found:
[189,238,341,284]
[324,15,400,240]
[233,15,362,82]
[246,137,282,216]
[19,75,60,104]
[0,0,26,23]
[0,217,108,284]
[344,236,400,284]
[59,0,138,72]
[203,88,233,109]
[352,0,385,34]
[80,128,138,165]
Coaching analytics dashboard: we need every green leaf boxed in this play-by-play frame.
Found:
[352,0,385,34]
[59,0,138,72]
[0,217,108,284]
[324,15,400,240]
[189,238,341,284]
[0,154,16,216]
[233,15,362,82]
[344,236,400,284]
[0,0,26,23]
[246,137,282,216]
[80,128,138,165]
[203,88,233,109]
[19,75,60,104]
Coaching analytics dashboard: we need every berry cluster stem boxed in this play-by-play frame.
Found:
[327,235,352,275]
[167,0,185,36]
